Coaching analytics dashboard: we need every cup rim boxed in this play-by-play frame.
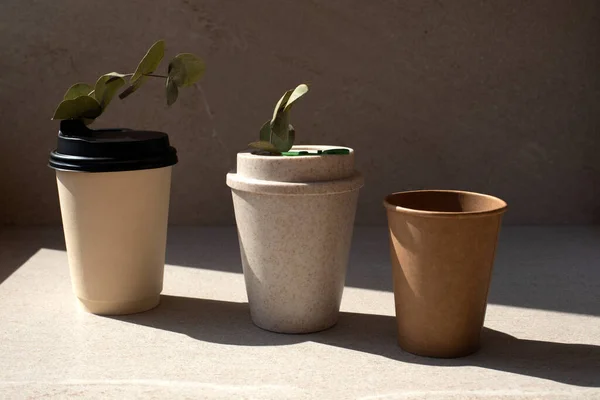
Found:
[383,189,507,218]
[239,145,354,159]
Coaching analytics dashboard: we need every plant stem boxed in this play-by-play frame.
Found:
[145,73,168,79]
[120,73,167,79]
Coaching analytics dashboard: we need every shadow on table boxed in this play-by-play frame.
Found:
[0,228,66,284]
[164,226,600,317]
[3,226,599,318]
[113,295,600,388]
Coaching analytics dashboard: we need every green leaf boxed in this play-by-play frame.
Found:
[255,85,305,153]
[259,120,272,142]
[120,40,165,99]
[104,72,128,84]
[248,141,280,153]
[63,83,93,100]
[271,109,290,139]
[287,124,295,149]
[94,72,126,109]
[168,53,205,87]
[258,119,294,152]
[269,125,294,153]
[131,40,165,84]
[269,84,308,142]
[166,77,179,106]
[271,89,294,123]
[52,95,102,120]
[283,84,309,112]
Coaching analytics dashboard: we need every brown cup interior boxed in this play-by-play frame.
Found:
[384,190,507,216]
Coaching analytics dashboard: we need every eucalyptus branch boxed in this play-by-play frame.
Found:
[113,73,166,78]
[145,73,168,79]
[248,84,309,154]
[51,40,206,124]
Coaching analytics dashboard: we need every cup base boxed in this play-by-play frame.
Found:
[398,338,481,359]
[250,313,339,334]
[76,295,160,315]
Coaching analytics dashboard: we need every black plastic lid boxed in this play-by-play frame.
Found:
[49,120,178,172]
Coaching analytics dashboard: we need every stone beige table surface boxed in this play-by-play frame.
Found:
[0,227,599,399]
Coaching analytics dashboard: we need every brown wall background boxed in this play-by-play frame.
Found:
[0,0,599,225]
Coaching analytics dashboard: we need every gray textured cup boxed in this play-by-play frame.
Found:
[227,146,363,333]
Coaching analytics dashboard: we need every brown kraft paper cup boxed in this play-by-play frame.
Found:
[383,190,507,358]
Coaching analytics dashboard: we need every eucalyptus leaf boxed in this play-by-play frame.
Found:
[269,126,294,153]
[248,141,280,153]
[270,84,308,139]
[283,84,309,112]
[271,89,294,123]
[131,40,165,84]
[271,110,290,139]
[104,72,128,84]
[259,120,272,142]
[94,72,126,109]
[166,77,179,106]
[287,124,295,149]
[250,84,309,154]
[168,53,206,87]
[63,83,93,100]
[269,131,284,151]
[52,95,102,120]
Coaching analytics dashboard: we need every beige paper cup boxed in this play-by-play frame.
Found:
[384,190,507,358]
[56,167,172,315]
[50,121,178,315]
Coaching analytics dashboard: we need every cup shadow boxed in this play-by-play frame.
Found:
[0,227,66,284]
[112,295,600,388]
